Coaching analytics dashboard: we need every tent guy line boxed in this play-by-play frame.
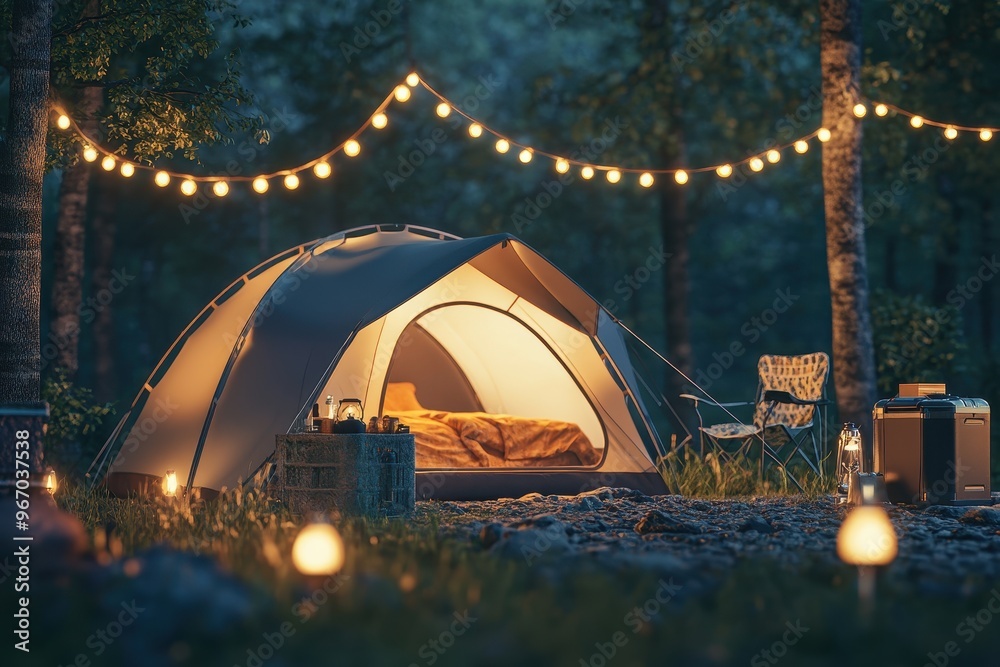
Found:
[49,71,827,195]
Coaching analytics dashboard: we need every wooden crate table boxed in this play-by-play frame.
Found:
[274,433,415,518]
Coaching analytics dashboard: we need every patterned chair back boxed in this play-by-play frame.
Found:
[753,353,830,429]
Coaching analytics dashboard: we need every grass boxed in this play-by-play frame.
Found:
[658,447,835,498]
[10,481,996,666]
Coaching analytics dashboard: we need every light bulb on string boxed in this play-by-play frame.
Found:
[794,140,809,154]
[606,169,621,184]
[82,146,98,162]
[405,72,420,87]
[766,149,781,164]
[981,129,993,142]
[581,166,595,180]
[944,126,958,140]
[154,171,170,187]
[101,155,116,171]
[213,181,229,197]
[910,116,924,128]
[495,139,510,154]
[518,149,532,164]
[394,85,411,102]
[180,179,197,196]
[468,123,483,138]
[435,103,451,118]
[284,174,300,190]
[56,114,71,130]
[716,164,733,178]
[313,161,332,178]
[875,104,888,117]
[674,170,688,185]
[344,140,361,157]
[817,128,832,142]
[120,163,135,178]
[853,103,867,118]
[253,177,269,194]
[371,113,388,129]
[555,158,570,174]
[749,157,764,172]
[639,172,654,188]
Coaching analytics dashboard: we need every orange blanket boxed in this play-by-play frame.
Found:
[392,410,601,468]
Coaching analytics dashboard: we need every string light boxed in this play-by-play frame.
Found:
[344,140,361,157]
[674,170,688,185]
[875,103,888,117]
[981,129,993,142]
[716,164,733,178]
[518,149,532,164]
[495,139,510,154]
[313,161,332,178]
[853,103,867,118]
[766,149,781,164]
[180,179,197,196]
[794,140,809,154]
[555,158,570,174]
[639,172,654,188]
[944,126,958,140]
[749,157,764,172]
[817,128,832,142]
[435,103,451,118]
[870,100,1000,144]
[406,72,420,87]
[468,123,483,138]
[213,181,229,197]
[57,114,71,130]
[394,85,411,102]
[253,177,269,193]
[581,166,594,180]
[154,171,170,187]
[910,116,924,128]
[371,113,388,129]
[120,162,135,177]
[606,169,621,184]
[101,155,116,171]
[283,174,300,190]
[83,146,98,162]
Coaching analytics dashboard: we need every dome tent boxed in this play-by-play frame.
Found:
[90,224,687,499]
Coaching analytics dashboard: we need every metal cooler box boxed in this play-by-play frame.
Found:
[873,391,991,505]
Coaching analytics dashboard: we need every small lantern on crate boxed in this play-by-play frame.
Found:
[836,422,862,503]
[333,398,366,433]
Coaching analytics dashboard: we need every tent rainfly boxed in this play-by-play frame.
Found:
[90,225,686,499]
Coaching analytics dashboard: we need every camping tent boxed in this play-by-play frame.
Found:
[90,224,686,499]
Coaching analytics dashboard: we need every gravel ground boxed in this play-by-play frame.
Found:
[414,488,1000,597]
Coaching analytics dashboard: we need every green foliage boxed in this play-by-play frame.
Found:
[41,370,115,479]
[870,289,965,397]
[658,447,832,498]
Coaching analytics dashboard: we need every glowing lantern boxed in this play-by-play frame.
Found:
[837,506,898,567]
[836,422,862,499]
[162,470,178,497]
[44,469,57,495]
[292,521,346,576]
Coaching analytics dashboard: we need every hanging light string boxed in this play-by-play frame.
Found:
[50,71,828,196]
[855,99,996,141]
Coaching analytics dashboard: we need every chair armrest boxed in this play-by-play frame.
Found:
[762,390,831,406]
[679,394,754,409]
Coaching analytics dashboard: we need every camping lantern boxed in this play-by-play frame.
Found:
[837,505,898,622]
[334,398,366,434]
[43,468,57,495]
[162,470,178,497]
[836,422,862,501]
[292,518,345,576]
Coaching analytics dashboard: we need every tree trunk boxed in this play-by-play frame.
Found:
[90,173,118,401]
[50,85,103,378]
[0,0,53,404]
[820,0,877,448]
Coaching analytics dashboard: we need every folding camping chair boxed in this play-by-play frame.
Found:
[679,352,830,490]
